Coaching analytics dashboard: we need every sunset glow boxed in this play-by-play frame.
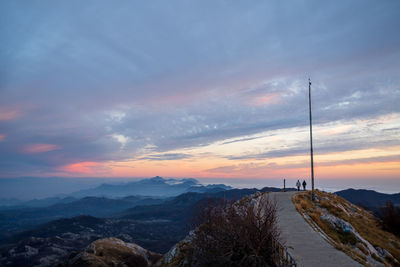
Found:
[0,1,399,188]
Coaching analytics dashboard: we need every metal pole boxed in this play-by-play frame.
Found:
[308,78,315,201]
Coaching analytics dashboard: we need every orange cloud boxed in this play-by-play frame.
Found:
[50,155,400,181]
[23,144,61,154]
[60,161,106,175]
[43,141,400,180]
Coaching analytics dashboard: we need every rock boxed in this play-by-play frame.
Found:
[68,237,162,267]
[157,232,196,267]
[374,246,388,257]
[320,213,353,233]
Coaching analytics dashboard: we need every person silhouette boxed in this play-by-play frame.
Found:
[296,180,301,191]
[302,180,307,191]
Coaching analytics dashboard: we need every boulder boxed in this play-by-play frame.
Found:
[68,237,162,267]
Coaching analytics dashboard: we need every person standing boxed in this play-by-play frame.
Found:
[296,180,301,191]
[302,180,307,191]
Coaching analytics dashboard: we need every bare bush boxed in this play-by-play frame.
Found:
[380,201,400,237]
[192,194,279,267]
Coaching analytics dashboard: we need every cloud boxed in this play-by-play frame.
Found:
[319,154,400,167]
[205,154,400,176]
[0,0,399,177]
[222,136,266,145]
[140,153,192,161]
[59,161,110,175]
[22,144,61,154]
[0,109,20,121]
[111,134,130,150]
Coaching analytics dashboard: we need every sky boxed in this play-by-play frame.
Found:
[1,1,400,187]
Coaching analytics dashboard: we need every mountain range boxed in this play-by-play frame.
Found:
[69,176,231,198]
[0,176,231,204]
[0,177,231,238]
[0,195,164,235]
[1,178,399,266]
[0,176,231,210]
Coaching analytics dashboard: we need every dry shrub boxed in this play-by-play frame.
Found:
[380,201,400,237]
[320,199,331,209]
[309,212,321,225]
[356,243,368,255]
[371,253,383,263]
[300,201,308,210]
[385,254,399,266]
[192,194,279,267]
[357,253,367,263]
[336,228,357,246]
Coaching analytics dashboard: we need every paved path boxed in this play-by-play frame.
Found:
[270,192,362,267]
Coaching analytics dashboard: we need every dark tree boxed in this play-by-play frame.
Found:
[380,201,400,237]
[192,194,279,267]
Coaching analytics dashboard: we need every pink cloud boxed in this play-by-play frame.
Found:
[0,109,21,121]
[59,161,109,175]
[249,93,279,106]
[0,134,5,141]
[23,144,61,154]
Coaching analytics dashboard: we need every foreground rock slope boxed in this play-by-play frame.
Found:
[293,190,400,266]
[68,238,162,267]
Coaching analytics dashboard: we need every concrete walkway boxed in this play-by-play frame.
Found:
[270,192,362,267]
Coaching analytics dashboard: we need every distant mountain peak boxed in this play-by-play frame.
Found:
[69,176,226,198]
[150,176,165,181]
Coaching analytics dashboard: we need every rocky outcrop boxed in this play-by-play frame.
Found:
[157,233,196,267]
[293,191,400,266]
[68,238,162,267]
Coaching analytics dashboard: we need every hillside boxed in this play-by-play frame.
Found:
[0,196,164,236]
[68,237,162,267]
[116,188,273,220]
[293,190,400,266]
[335,188,400,211]
[1,187,283,266]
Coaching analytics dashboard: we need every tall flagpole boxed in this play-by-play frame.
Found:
[308,78,315,201]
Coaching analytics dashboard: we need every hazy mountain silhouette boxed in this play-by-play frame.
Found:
[0,177,124,200]
[0,196,77,209]
[69,176,231,198]
[0,195,164,235]
[0,177,233,240]
[335,188,400,210]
